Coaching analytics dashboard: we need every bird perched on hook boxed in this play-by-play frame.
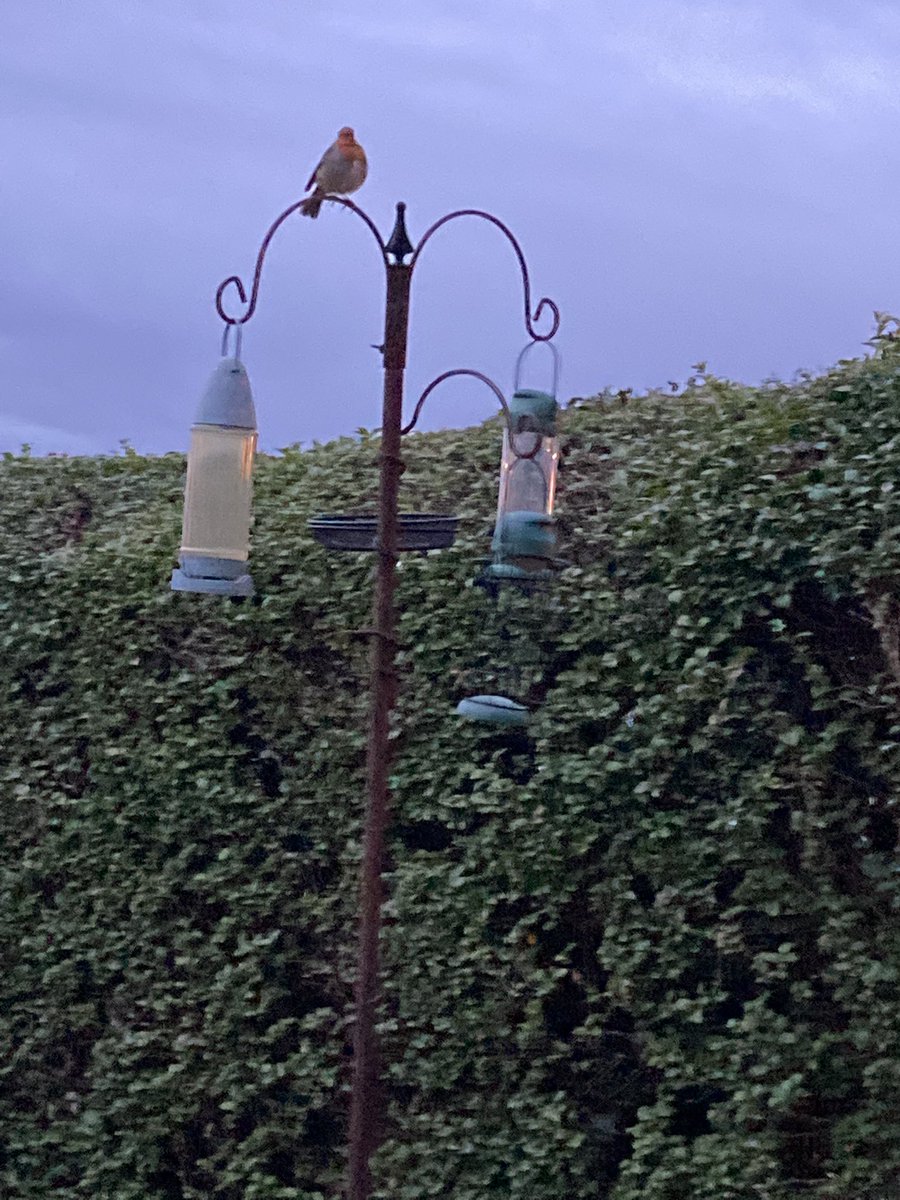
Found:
[300,126,367,218]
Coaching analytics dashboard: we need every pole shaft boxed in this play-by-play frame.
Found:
[348,262,411,1200]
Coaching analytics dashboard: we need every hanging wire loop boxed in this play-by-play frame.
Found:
[215,196,390,326]
[410,210,560,343]
[220,323,243,359]
[402,368,542,459]
[514,339,561,397]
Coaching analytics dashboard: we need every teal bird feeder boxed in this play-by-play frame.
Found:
[171,338,258,597]
[456,344,561,727]
[488,346,560,582]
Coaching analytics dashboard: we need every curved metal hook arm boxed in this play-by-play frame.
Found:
[215,196,389,326]
[401,368,543,460]
[402,369,511,436]
[409,209,560,343]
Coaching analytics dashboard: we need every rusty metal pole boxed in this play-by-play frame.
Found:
[347,204,414,1200]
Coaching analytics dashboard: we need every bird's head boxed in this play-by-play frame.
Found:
[337,126,356,143]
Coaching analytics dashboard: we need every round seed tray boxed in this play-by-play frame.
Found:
[308,513,458,552]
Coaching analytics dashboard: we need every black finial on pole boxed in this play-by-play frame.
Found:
[385,201,414,264]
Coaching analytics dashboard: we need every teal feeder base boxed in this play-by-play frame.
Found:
[485,560,556,582]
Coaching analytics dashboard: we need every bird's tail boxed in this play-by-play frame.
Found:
[300,189,324,218]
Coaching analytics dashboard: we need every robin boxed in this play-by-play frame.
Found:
[300,126,368,218]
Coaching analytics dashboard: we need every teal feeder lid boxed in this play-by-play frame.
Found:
[456,694,529,726]
[509,388,557,435]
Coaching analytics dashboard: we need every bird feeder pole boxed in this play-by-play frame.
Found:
[346,211,412,1200]
[180,196,559,1200]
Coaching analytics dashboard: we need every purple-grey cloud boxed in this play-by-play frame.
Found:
[1,0,898,454]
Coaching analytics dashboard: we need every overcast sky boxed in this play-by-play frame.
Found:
[2,1,898,455]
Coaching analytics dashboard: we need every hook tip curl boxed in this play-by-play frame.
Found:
[529,297,561,342]
[216,275,250,325]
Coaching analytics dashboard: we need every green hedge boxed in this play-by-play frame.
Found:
[1,346,899,1198]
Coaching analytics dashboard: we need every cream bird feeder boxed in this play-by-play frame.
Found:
[171,332,257,597]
